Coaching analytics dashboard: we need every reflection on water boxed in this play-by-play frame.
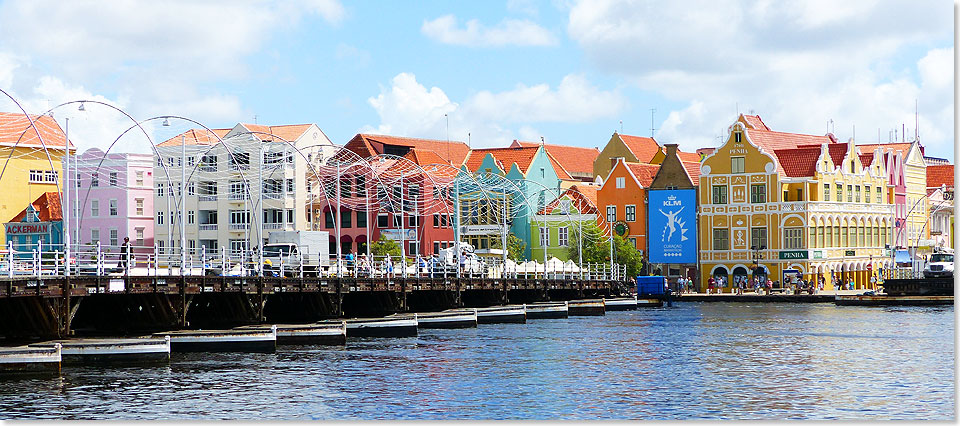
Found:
[0,303,953,420]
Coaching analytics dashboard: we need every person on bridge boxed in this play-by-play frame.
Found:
[118,237,131,270]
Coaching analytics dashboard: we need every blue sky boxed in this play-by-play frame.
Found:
[0,0,953,160]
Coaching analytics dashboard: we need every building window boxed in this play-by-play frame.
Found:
[616,177,625,189]
[325,211,335,229]
[855,186,861,202]
[433,214,440,228]
[187,210,195,224]
[109,172,118,187]
[836,183,842,202]
[625,205,636,222]
[712,228,729,250]
[751,227,767,249]
[135,171,144,187]
[156,211,163,225]
[865,186,871,203]
[442,214,449,227]
[135,228,144,246]
[539,227,548,247]
[109,229,119,246]
[135,198,144,216]
[109,199,118,216]
[784,227,803,249]
[876,188,882,204]
[91,228,100,243]
[377,214,388,228]
[286,209,294,224]
[434,241,440,254]
[91,172,98,187]
[158,240,165,254]
[187,182,195,196]
[229,210,250,225]
[735,132,742,143]
[750,184,765,203]
[357,211,367,228]
[29,169,58,184]
[156,183,164,197]
[712,185,727,204]
[91,200,99,217]
[731,157,745,174]
[846,185,853,202]
[341,210,352,228]
[824,184,830,201]
[558,227,569,247]
[606,206,616,223]
[393,214,402,228]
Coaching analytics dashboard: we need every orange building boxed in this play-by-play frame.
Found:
[597,158,660,253]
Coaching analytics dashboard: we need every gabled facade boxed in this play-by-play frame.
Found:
[0,113,75,243]
[529,184,601,262]
[925,164,954,250]
[593,132,661,179]
[4,192,64,251]
[462,145,565,259]
[154,123,334,255]
[648,144,701,284]
[698,115,895,292]
[858,141,928,252]
[597,158,659,254]
[511,140,600,183]
[74,148,154,253]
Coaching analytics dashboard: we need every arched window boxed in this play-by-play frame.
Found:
[826,226,833,248]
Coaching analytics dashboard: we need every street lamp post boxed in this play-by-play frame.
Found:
[751,244,765,293]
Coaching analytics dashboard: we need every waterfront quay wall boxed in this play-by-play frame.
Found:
[0,275,625,340]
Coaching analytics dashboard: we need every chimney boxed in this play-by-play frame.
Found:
[611,157,624,168]
[664,143,678,159]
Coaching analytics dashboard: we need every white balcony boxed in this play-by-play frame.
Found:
[199,165,217,172]
[198,195,218,202]
[263,223,293,230]
[228,193,249,201]
[198,224,218,231]
[807,202,895,215]
[229,224,250,231]
[263,192,283,200]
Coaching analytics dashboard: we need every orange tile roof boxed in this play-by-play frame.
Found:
[681,161,701,185]
[464,146,539,174]
[746,128,834,153]
[927,164,954,189]
[741,114,771,131]
[826,143,847,166]
[157,128,230,147]
[618,134,661,163]
[347,134,471,166]
[513,141,600,175]
[11,192,62,222]
[537,184,600,215]
[625,162,661,187]
[774,147,821,177]
[402,148,448,166]
[859,153,874,168]
[0,113,73,150]
[238,123,313,142]
[858,142,925,157]
[542,150,574,181]
[677,150,701,163]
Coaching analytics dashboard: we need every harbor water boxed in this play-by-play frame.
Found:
[0,303,953,420]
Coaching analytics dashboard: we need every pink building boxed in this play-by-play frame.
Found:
[71,148,154,252]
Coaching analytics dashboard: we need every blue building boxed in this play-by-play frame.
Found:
[4,192,63,252]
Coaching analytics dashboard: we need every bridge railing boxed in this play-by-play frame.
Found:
[0,241,627,281]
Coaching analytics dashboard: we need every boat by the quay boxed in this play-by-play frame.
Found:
[416,309,478,329]
[30,337,170,365]
[346,315,418,337]
[524,301,569,319]
[154,326,277,353]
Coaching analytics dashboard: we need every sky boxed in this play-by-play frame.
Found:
[0,0,954,160]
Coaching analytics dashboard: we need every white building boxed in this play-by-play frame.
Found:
[153,123,335,255]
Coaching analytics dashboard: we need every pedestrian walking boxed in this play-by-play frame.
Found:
[707,276,715,294]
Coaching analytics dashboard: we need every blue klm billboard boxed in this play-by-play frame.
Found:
[647,189,697,264]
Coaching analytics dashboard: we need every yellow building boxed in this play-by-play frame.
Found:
[698,115,894,292]
[0,113,73,243]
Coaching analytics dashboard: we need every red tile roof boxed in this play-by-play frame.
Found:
[858,153,874,168]
[826,143,847,166]
[927,164,954,189]
[0,113,74,150]
[741,114,771,131]
[464,146,573,180]
[538,184,600,215]
[681,161,701,185]
[345,134,471,166]
[157,128,230,147]
[746,128,834,153]
[858,142,924,157]
[238,123,313,142]
[677,150,701,163]
[402,148,447,166]
[625,162,661,187]
[512,141,600,175]
[11,192,62,222]
[774,147,821,177]
[618,134,661,163]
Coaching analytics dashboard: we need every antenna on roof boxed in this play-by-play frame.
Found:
[915,99,919,141]
[444,113,449,142]
[253,114,258,124]
[650,108,656,138]
[540,136,545,147]
[619,120,623,134]
[468,132,471,148]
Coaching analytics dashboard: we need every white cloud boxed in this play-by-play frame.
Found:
[0,0,341,152]
[507,0,540,17]
[365,72,625,147]
[422,14,557,47]
[566,0,953,155]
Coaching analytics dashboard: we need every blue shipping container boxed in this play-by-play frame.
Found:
[636,276,666,295]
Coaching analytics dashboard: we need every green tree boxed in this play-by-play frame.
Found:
[370,235,401,258]
[568,222,608,264]
[612,235,645,277]
[491,233,527,262]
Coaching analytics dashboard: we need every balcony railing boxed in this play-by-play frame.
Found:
[229,163,250,171]
[263,192,284,200]
[198,165,217,172]
[229,224,250,230]
[263,223,292,230]
[807,202,895,214]
[228,193,249,201]
[198,224,218,231]
[198,195,217,202]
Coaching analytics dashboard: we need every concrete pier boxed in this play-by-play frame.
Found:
[30,337,170,365]
[637,298,664,307]
[240,321,346,345]
[155,326,278,353]
[346,315,418,338]
[416,310,478,329]
[835,295,954,306]
[524,302,569,319]
[476,305,527,324]
[0,344,61,376]
[568,299,605,316]
[604,296,638,311]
